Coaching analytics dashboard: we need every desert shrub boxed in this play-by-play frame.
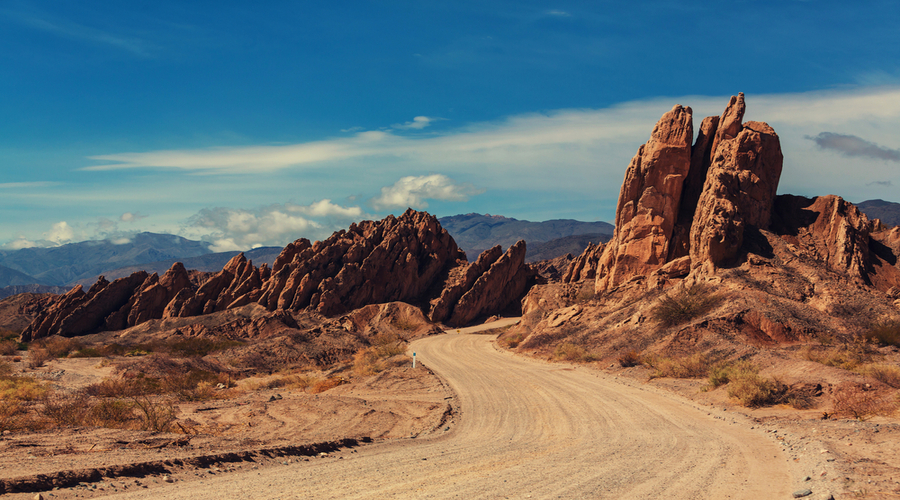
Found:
[0,399,25,433]
[309,376,345,394]
[500,332,526,349]
[248,372,316,391]
[37,337,83,358]
[831,382,898,420]
[353,348,383,376]
[725,361,787,407]
[89,399,137,428]
[617,350,642,368]
[860,363,900,389]
[802,343,872,370]
[27,347,51,369]
[39,391,92,427]
[864,319,900,347]
[159,369,226,401]
[707,361,733,389]
[0,374,49,401]
[69,347,104,358]
[372,332,406,358]
[130,394,176,432]
[646,352,714,379]
[391,310,419,331]
[0,340,18,356]
[165,336,243,358]
[652,284,723,327]
[553,342,597,362]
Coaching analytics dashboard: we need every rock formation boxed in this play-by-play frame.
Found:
[23,209,537,340]
[580,93,785,292]
[594,104,694,291]
[562,242,604,283]
[562,92,900,303]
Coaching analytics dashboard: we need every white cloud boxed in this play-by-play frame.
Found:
[45,221,74,245]
[183,199,369,251]
[392,116,442,130]
[75,86,900,223]
[3,237,39,250]
[546,10,572,17]
[120,211,148,222]
[371,175,484,210]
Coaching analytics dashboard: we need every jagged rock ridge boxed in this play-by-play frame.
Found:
[22,210,536,341]
[563,91,900,302]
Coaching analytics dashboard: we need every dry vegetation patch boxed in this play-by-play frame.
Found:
[652,284,723,327]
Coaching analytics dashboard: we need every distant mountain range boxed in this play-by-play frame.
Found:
[0,215,616,293]
[438,213,614,262]
[0,233,281,295]
[857,199,900,227]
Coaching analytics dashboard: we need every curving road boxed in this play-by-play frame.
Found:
[103,325,794,499]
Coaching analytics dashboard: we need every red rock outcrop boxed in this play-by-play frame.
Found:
[563,242,604,283]
[429,245,502,323]
[587,93,785,292]
[689,95,784,271]
[595,104,694,291]
[23,209,538,340]
[447,240,535,327]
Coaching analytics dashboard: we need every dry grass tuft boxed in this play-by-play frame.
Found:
[801,342,873,371]
[859,363,900,389]
[864,318,900,347]
[652,284,723,327]
[499,332,526,349]
[724,361,787,407]
[831,382,898,420]
[617,350,642,368]
[309,377,345,394]
[0,340,18,356]
[645,352,715,379]
[553,342,598,363]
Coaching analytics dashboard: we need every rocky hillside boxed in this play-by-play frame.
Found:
[21,210,538,341]
[511,93,900,373]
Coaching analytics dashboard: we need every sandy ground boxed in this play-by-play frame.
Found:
[0,357,451,497]
[2,318,897,499]
[25,330,804,500]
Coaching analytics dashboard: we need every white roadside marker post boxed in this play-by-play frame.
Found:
[412,352,416,368]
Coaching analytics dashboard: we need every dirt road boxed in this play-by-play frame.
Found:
[101,328,796,499]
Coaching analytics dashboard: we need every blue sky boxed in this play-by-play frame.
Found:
[2,1,899,251]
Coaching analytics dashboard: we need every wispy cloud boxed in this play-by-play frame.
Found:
[4,9,155,57]
[0,182,58,189]
[371,175,483,210]
[806,132,900,162]
[867,180,893,187]
[546,10,572,17]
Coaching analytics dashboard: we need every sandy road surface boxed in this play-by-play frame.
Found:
[101,327,795,499]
